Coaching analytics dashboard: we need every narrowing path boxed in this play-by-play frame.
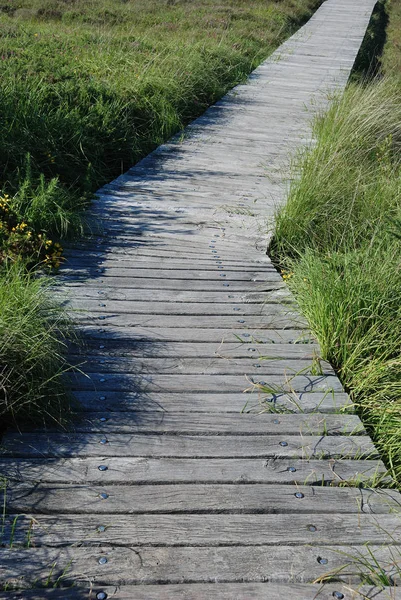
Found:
[1,1,401,598]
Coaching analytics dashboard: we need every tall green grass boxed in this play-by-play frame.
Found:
[272,79,401,482]
[0,264,74,426]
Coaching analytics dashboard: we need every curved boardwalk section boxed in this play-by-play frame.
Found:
[1,1,400,599]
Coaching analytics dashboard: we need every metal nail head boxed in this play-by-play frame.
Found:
[279,441,288,447]
[317,557,328,565]
[98,465,108,471]
[96,592,108,600]
[295,492,304,499]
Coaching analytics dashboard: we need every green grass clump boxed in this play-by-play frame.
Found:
[0,263,74,426]
[272,80,401,482]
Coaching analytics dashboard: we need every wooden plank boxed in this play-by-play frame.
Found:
[0,583,394,600]
[59,267,282,282]
[63,300,298,316]
[4,513,401,547]
[1,432,378,459]
[0,544,397,586]
[72,390,351,413]
[74,326,314,344]
[67,373,344,393]
[69,314,307,330]
[62,255,274,271]
[67,357,335,376]
[59,413,363,435]
[68,341,320,359]
[0,457,386,485]
[59,278,286,291]
[58,289,289,304]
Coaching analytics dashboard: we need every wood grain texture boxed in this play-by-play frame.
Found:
[2,432,379,458]
[2,0,391,595]
[0,457,386,485]
[0,545,398,586]
[0,584,394,600]
[4,485,399,516]
[70,390,352,413]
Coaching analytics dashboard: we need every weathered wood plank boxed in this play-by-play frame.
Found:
[0,457,385,485]
[70,313,307,330]
[2,432,378,458]
[72,390,352,413]
[0,583,394,600]
[0,545,398,586]
[58,413,363,435]
[72,326,313,344]
[59,267,278,281]
[59,277,286,291]
[68,341,319,360]
[3,485,399,516]
[63,299,298,317]
[4,513,401,547]
[67,373,344,393]
[67,357,335,377]
[58,289,289,304]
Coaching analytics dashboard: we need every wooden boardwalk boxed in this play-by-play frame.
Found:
[1,1,401,598]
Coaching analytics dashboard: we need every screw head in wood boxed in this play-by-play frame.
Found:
[96,591,108,599]
[287,467,296,473]
[97,526,106,533]
[99,438,108,445]
[223,283,229,287]
[238,319,245,323]
[332,593,344,599]
[100,417,108,422]
[308,525,317,532]
[279,441,288,447]
[243,333,250,338]
[219,274,226,277]
[99,396,106,400]
[273,419,279,424]
[317,557,328,565]
[98,465,108,471]
[99,316,106,320]
[99,492,109,500]
[295,492,304,499]
[99,345,105,349]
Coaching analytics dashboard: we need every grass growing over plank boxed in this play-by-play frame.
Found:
[272,79,401,481]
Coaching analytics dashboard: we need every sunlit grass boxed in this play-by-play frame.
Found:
[272,79,401,483]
